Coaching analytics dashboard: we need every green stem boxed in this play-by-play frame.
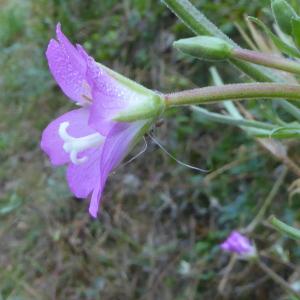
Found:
[279,100,300,122]
[245,167,287,233]
[233,48,300,75]
[191,106,275,131]
[162,0,282,82]
[165,83,300,106]
[268,215,300,240]
[257,259,300,299]
[209,67,272,136]
[209,67,242,118]
[209,66,281,136]
[162,0,300,118]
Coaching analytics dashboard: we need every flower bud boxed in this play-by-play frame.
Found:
[173,36,234,61]
[271,0,298,35]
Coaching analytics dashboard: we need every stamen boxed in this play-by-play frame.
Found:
[80,81,92,105]
[70,150,87,164]
[58,122,103,165]
[148,133,209,173]
[82,94,92,103]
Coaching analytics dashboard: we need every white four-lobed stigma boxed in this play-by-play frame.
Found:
[58,121,103,165]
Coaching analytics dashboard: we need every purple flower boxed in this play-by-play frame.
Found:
[220,231,256,257]
[41,24,163,218]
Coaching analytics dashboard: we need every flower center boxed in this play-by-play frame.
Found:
[58,122,104,165]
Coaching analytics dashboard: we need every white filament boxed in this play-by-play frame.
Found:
[121,137,148,167]
[148,133,209,173]
[58,122,104,165]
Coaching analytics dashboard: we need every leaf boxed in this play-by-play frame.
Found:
[0,194,22,215]
[270,126,300,139]
[289,179,300,200]
[292,17,300,49]
[271,0,298,35]
[268,215,300,240]
[248,16,300,58]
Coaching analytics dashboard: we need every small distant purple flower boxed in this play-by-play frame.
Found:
[220,231,256,258]
[41,24,156,218]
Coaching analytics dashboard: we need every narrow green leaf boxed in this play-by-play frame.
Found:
[162,0,300,118]
[270,126,300,138]
[292,17,300,49]
[271,0,298,35]
[268,215,300,240]
[162,0,282,82]
[248,17,300,58]
[0,194,22,215]
[191,106,275,131]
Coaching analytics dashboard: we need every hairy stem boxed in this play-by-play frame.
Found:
[165,83,300,106]
[162,0,300,117]
[233,48,300,75]
[162,0,282,82]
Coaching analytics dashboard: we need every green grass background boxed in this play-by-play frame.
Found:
[0,0,299,299]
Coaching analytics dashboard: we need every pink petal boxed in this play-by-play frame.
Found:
[40,108,95,166]
[89,181,103,218]
[88,121,146,217]
[85,57,141,135]
[66,147,102,199]
[220,231,254,255]
[46,23,90,104]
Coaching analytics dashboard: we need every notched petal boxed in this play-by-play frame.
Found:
[40,108,94,166]
[46,24,90,104]
[67,148,102,199]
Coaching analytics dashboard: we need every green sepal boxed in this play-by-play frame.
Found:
[97,62,156,97]
[96,63,165,123]
[114,94,165,122]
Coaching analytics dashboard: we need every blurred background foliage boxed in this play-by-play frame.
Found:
[0,0,299,299]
